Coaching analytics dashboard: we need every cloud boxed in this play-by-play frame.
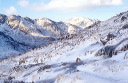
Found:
[4,6,17,15]
[18,0,29,7]
[18,0,123,12]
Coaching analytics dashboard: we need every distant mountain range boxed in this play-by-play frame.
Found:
[0,14,97,59]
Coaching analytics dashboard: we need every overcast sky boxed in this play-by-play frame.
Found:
[0,0,128,21]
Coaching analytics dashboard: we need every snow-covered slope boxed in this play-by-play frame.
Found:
[0,14,56,59]
[35,18,81,37]
[0,11,128,83]
[0,14,96,59]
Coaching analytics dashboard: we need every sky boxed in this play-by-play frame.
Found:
[0,0,128,22]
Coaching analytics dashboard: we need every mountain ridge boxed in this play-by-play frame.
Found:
[0,11,128,82]
[0,14,97,59]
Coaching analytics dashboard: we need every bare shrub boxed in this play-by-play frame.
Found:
[38,65,51,72]
[19,59,26,65]
[8,76,15,80]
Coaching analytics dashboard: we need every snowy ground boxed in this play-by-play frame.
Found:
[0,11,128,83]
[0,36,128,83]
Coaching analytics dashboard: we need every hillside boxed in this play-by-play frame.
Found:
[0,14,96,59]
[0,11,128,83]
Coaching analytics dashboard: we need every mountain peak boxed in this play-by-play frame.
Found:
[0,14,7,24]
[69,17,98,29]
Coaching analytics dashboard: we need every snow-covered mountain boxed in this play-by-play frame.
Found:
[0,11,128,83]
[69,17,99,29]
[0,14,96,59]
[0,14,55,59]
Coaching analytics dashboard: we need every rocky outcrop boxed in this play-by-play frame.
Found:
[122,24,128,29]
[6,15,21,29]
[24,17,34,24]
[100,32,117,45]
[96,38,128,58]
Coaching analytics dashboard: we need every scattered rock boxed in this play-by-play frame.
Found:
[122,24,128,29]
[19,60,26,65]
[8,76,15,80]
[121,16,127,21]
[61,62,68,66]
[100,32,117,45]
[120,44,128,51]
[76,58,81,63]
[38,65,51,72]
[124,52,128,59]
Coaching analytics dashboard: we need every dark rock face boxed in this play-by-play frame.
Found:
[0,14,7,24]
[95,45,116,58]
[24,17,34,24]
[96,38,128,58]
[100,32,117,45]
[120,44,128,51]
[121,16,127,21]
[122,24,128,29]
